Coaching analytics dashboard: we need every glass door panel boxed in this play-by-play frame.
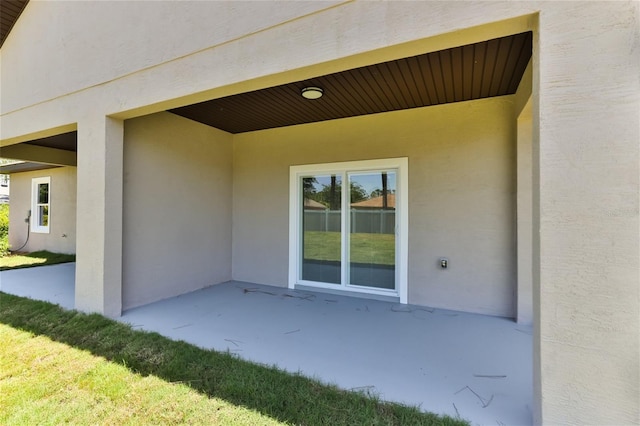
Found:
[301,174,342,284]
[348,171,396,289]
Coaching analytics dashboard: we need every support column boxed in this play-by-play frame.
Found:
[535,3,640,424]
[75,115,124,317]
[516,100,533,325]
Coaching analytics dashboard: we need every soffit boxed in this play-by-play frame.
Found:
[0,162,61,174]
[0,132,76,171]
[0,0,29,48]
[23,132,78,152]
[170,31,532,134]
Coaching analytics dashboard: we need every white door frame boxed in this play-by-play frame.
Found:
[288,158,408,304]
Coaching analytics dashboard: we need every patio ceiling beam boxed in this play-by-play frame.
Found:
[0,143,76,167]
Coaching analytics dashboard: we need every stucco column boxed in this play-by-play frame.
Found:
[534,3,640,424]
[517,102,533,325]
[75,115,123,317]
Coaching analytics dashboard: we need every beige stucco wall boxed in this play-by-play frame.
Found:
[535,4,639,423]
[7,167,76,254]
[1,1,638,423]
[233,96,516,317]
[121,112,233,310]
[0,1,343,116]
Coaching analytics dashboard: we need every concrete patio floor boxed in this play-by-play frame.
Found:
[0,263,533,425]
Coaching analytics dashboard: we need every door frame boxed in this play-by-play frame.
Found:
[288,158,408,303]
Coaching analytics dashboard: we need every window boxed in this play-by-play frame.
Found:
[31,177,50,233]
[289,158,408,303]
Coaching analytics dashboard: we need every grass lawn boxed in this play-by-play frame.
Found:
[0,250,76,271]
[304,231,395,265]
[0,293,468,426]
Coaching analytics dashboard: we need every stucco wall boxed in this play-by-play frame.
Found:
[122,112,233,310]
[535,3,639,423]
[233,96,516,317]
[7,167,76,254]
[0,1,343,115]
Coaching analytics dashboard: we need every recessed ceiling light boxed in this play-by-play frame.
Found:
[301,87,323,100]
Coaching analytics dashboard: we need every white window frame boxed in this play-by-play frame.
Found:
[31,176,51,234]
[289,158,408,304]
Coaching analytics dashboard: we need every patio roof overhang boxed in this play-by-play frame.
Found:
[0,161,62,174]
[2,31,531,161]
[169,31,532,134]
[0,131,77,171]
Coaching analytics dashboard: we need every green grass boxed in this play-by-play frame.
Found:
[1,324,281,425]
[304,231,395,265]
[0,250,76,271]
[0,293,468,426]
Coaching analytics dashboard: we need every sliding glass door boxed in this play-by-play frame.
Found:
[301,174,342,284]
[290,159,407,301]
[348,171,396,290]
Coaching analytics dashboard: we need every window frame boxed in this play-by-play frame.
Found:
[31,176,51,234]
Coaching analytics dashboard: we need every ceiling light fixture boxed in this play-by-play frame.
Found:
[301,87,323,100]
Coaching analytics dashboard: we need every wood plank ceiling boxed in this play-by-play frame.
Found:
[170,31,532,134]
[24,132,78,152]
[0,0,29,48]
